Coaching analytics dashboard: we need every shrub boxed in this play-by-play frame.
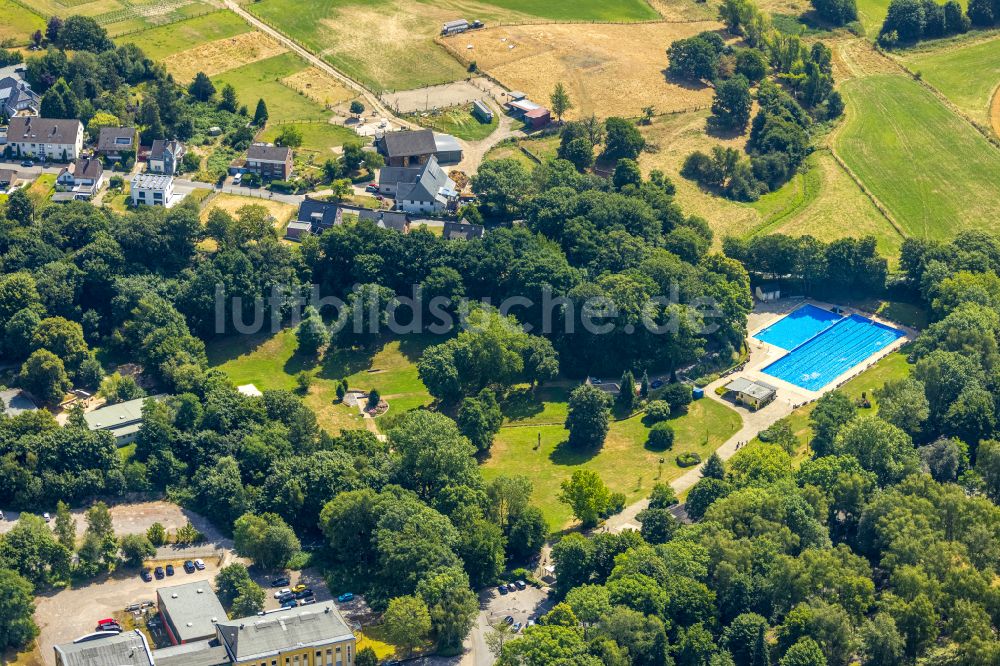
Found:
[647,422,676,450]
[677,452,702,467]
[661,383,693,411]
[645,400,672,423]
[270,180,296,193]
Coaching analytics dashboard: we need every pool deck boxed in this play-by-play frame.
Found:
[739,298,916,406]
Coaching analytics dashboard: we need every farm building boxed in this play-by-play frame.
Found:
[473,99,494,123]
[506,98,541,117]
[724,377,777,410]
[378,129,438,167]
[442,19,470,35]
[523,107,551,129]
[433,132,463,163]
[384,155,458,214]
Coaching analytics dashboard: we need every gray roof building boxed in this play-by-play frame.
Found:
[725,377,778,405]
[0,388,38,416]
[433,132,463,163]
[96,127,137,154]
[443,218,485,240]
[380,128,437,161]
[131,173,174,190]
[153,639,230,666]
[358,209,409,232]
[216,605,354,663]
[157,580,228,645]
[295,198,343,231]
[0,72,40,117]
[246,143,292,162]
[377,165,421,190]
[8,116,82,145]
[83,397,150,443]
[395,155,456,208]
[54,630,154,666]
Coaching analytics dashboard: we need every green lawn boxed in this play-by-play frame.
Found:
[207,328,436,435]
[484,389,742,530]
[259,122,360,163]
[247,0,658,92]
[114,10,250,60]
[212,53,330,124]
[0,0,45,44]
[408,104,498,141]
[836,73,1000,240]
[903,34,1000,127]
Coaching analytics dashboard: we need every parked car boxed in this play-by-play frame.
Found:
[294,588,313,600]
[272,577,290,588]
[96,618,117,629]
[512,622,522,633]
[277,592,295,603]
[140,569,152,582]
[183,560,196,574]
[193,559,205,570]
[515,580,527,590]
[20,160,33,167]
[337,592,354,603]
[291,583,307,593]
[503,615,515,625]
[589,377,603,385]
[507,583,517,592]
[365,184,378,193]
[301,597,317,605]
[497,585,508,596]
[43,512,51,522]
[274,588,291,599]
[165,564,174,576]
[154,566,165,579]
[281,600,298,609]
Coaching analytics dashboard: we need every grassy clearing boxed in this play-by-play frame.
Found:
[757,349,912,455]
[836,73,1000,240]
[484,133,560,167]
[483,388,742,530]
[115,10,251,60]
[26,174,55,206]
[200,193,297,228]
[212,53,328,123]
[408,104,498,141]
[247,0,658,93]
[258,122,360,160]
[903,34,1000,127]
[0,0,45,44]
[207,329,436,435]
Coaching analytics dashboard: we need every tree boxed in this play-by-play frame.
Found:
[668,33,722,81]
[355,647,378,666]
[472,159,532,221]
[188,72,216,102]
[233,512,301,570]
[976,439,1000,501]
[566,384,612,449]
[603,117,645,159]
[486,620,517,657]
[119,534,155,568]
[219,83,239,112]
[811,0,858,24]
[613,159,642,190]
[46,16,63,43]
[808,391,856,457]
[0,514,70,585]
[0,568,37,652]
[342,142,366,172]
[507,506,547,562]
[389,410,478,501]
[276,124,303,148]
[616,370,637,414]
[53,500,76,552]
[562,137,595,171]
[550,82,573,122]
[19,349,72,405]
[417,567,479,650]
[383,595,431,657]
[875,378,928,438]
[723,613,770,666]
[146,522,167,547]
[56,15,111,51]
[215,563,253,605]
[98,372,145,405]
[5,189,34,225]
[637,506,678,543]
[296,306,329,356]
[647,422,675,450]
[859,613,906,666]
[232,580,265,617]
[559,469,614,528]
[779,638,825,666]
[253,98,269,126]
[712,76,752,131]
[834,415,919,486]
[685,477,732,520]
[350,100,365,117]
[457,389,503,452]
[703,452,725,479]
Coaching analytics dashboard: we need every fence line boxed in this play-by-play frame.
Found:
[105,5,219,38]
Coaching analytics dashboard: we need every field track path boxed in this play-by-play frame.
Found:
[221,0,418,130]
[991,83,1000,139]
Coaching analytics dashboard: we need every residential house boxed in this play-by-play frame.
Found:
[376,165,420,197]
[358,208,409,232]
[0,168,19,191]
[55,158,105,201]
[378,128,437,167]
[148,139,185,175]
[245,143,292,180]
[6,116,84,161]
[131,172,177,208]
[96,126,137,161]
[443,218,485,240]
[287,199,411,240]
[0,67,40,118]
[157,581,228,646]
[54,630,155,666]
[724,377,777,410]
[83,395,156,445]
[391,155,458,214]
[216,605,356,666]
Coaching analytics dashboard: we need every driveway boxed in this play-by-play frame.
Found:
[460,585,553,666]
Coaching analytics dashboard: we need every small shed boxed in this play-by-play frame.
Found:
[523,107,551,129]
[472,99,494,123]
[724,377,777,410]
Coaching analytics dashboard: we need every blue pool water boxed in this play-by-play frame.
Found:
[753,304,843,350]
[761,314,905,391]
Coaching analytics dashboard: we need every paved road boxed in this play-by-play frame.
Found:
[172,178,306,205]
[222,0,416,132]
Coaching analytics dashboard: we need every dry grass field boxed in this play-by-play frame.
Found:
[200,194,297,229]
[440,21,722,118]
[167,30,287,81]
[281,67,356,108]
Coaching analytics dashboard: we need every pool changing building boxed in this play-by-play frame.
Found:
[724,377,777,410]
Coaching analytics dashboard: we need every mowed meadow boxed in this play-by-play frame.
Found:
[836,73,1000,239]
[243,0,661,92]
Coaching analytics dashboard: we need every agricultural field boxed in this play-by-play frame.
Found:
[407,103,498,141]
[0,0,45,45]
[211,53,330,122]
[114,9,250,60]
[166,29,286,81]
[835,73,1000,240]
[483,387,742,530]
[21,0,218,38]
[441,20,721,119]
[902,33,1000,131]
[244,0,661,92]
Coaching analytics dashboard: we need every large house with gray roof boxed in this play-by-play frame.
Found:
[245,143,293,180]
[378,155,457,214]
[6,116,84,161]
[0,70,40,118]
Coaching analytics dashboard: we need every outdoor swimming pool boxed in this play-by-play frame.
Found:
[761,314,905,391]
[753,304,843,350]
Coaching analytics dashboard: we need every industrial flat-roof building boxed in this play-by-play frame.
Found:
[83,396,156,445]
[724,377,777,410]
[157,580,228,645]
[216,605,356,666]
[152,639,230,666]
[54,630,154,666]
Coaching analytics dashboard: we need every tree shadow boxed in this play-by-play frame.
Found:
[502,387,545,421]
[549,439,600,466]
[705,122,748,141]
[397,331,448,362]
[282,350,316,377]
[204,331,274,366]
[317,344,380,382]
[662,68,711,91]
